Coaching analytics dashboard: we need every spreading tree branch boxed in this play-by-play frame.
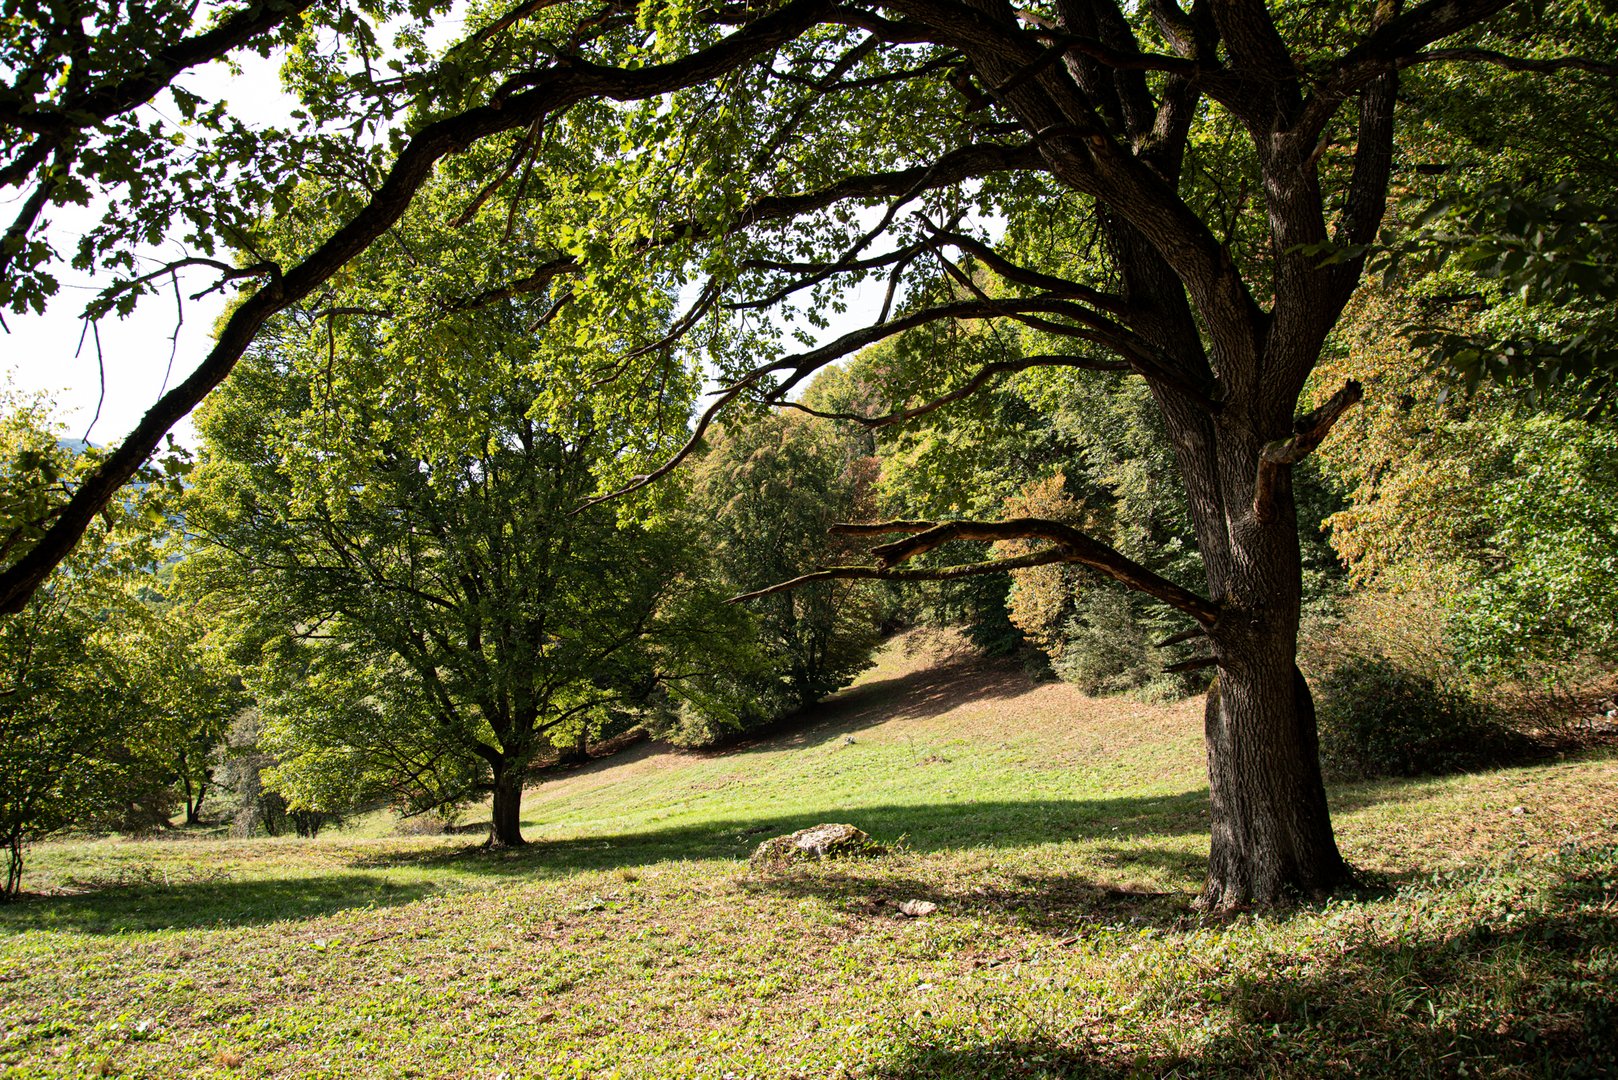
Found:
[778,353,1129,428]
[450,140,1043,311]
[1252,379,1363,524]
[0,0,320,139]
[1299,0,1515,140]
[751,516,1222,626]
[727,547,1070,602]
[0,0,842,615]
[1403,48,1618,78]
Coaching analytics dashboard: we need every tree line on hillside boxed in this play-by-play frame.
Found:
[2,0,1617,907]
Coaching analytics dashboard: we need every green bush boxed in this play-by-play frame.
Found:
[1048,587,1206,700]
[1314,655,1530,779]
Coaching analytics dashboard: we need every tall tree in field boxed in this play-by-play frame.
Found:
[6,0,1613,905]
[567,1,1616,908]
[184,292,739,847]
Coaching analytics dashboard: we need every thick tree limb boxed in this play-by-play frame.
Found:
[738,295,1136,397]
[1299,0,1514,140]
[818,515,1221,625]
[0,0,320,140]
[727,548,1070,603]
[1252,379,1362,524]
[731,190,930,313]
[574,383,745,512]
[1335,70,1398,254]
[1154,626,1206,647]
[915,220,1130,315]
[778,353,1129,428]
[85,257,281,315]
[828,520,939,536]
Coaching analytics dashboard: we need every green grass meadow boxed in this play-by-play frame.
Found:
[3,634,1615,1078]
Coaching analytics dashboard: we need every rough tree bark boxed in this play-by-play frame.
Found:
[1194,408,1355,904]
[488,764,526,849]
[713,0,1509,908]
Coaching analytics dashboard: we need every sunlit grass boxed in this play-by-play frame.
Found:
[2,632,1614,1078]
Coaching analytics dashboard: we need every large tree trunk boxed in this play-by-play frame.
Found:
[184,776,207,826]
[1201,659,1352,909]
[1189,415,1354,910]
[488,766,526,848]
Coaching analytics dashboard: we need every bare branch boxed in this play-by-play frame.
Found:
[592,280,721,388]
[728,193,927,312]
[1026,31,1197,81]
[450,254,577,311]
[777,353,1128,429]
[1155,627,1205,648]
[1401,48,1618,78]
[917,220,1130,315]
[727,548,1069,603]
[817,515,1220,625]
[828,520,938,536]
[717,295,1132,405]
[449,118,543,227]
[574,383,743,511]
[1253,379,1363,524]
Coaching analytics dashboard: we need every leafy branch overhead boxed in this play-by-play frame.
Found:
[3,0,1607,617]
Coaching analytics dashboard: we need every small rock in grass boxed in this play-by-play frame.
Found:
[1510,805,1528,816]
[893,899,938,918]
[749,823,884,869]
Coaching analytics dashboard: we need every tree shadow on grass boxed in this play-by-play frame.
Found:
[751,862,1201,933]
[8,761,1534,937]
[0,872,440,935]
[872,861,1618,1078]
[346,790,1217,878]
[702,656,1041,757]
[349,770,1478,892]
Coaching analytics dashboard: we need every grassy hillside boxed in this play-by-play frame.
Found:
[2,631,1615,1078]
